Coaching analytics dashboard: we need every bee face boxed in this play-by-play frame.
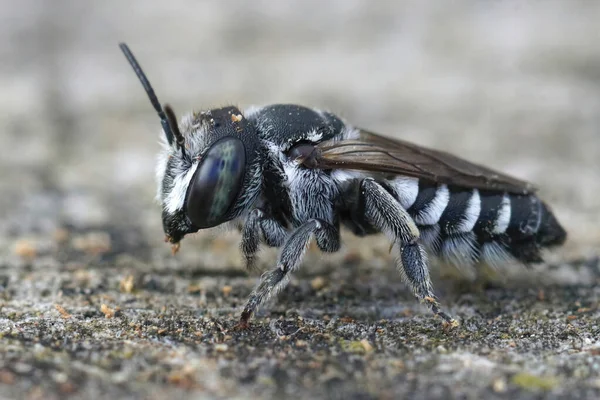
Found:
[157,107,263,244]
[118,44,263,245]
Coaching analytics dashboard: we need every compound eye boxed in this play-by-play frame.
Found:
[186,137,246,228]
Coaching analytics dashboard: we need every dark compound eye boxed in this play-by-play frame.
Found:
[185,137,246,228]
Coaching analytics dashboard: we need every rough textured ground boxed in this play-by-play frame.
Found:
[1,1,600,399]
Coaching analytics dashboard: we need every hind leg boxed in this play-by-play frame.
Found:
[360,178,455,324]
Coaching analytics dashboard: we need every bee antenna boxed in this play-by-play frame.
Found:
[164,104,186,157]
[119,42,175,146]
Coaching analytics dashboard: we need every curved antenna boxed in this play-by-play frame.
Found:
[119,42,175,145]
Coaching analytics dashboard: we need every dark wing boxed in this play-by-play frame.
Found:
[308,129,536,195]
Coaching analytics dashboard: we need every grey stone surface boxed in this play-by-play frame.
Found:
[0,1,599,399]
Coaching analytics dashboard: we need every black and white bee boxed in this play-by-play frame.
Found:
[120,43,566,327]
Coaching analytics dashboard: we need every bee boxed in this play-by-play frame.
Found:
[119,43,566,327]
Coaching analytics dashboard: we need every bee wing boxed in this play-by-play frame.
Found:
[310,130,536,195]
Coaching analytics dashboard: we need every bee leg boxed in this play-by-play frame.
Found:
[239,219,340,326]
[360,178,455,324]
[240,209,287,271]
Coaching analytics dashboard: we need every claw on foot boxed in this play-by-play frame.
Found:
[434,309,454,324]
[232,320,250,331]
[423,296,455,325]
[233,312,252,331]
[171,242,181,255]
[443,319,460,330]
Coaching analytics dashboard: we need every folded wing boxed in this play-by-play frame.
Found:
[310,130,535,195]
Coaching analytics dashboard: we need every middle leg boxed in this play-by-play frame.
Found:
[240,208,288,270]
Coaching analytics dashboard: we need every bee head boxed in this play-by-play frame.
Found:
[120,43,263,246]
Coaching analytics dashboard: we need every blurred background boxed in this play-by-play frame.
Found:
[1,0,599,276]
[2,1,600,398]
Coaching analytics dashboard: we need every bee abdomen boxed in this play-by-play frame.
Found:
[475,192,565,265]
[401,182,566,266]
[498,194,566,263]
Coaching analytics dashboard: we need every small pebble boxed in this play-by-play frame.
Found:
[221,285,232,296]
[14,239,37,260]
[72,232,111,255]
[311,276,327,291]
[360,339,374,353]
[119,275,135,293]
[54,304,71,319]
[215,344,228,352]
[0,369,15,384]
[492,377,507,393]
[100,304,115,319]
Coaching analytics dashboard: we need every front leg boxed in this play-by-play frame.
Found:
[240,209,288,270]
[239,219,340,327]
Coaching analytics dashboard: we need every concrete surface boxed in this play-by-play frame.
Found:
[1,1,599,399]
